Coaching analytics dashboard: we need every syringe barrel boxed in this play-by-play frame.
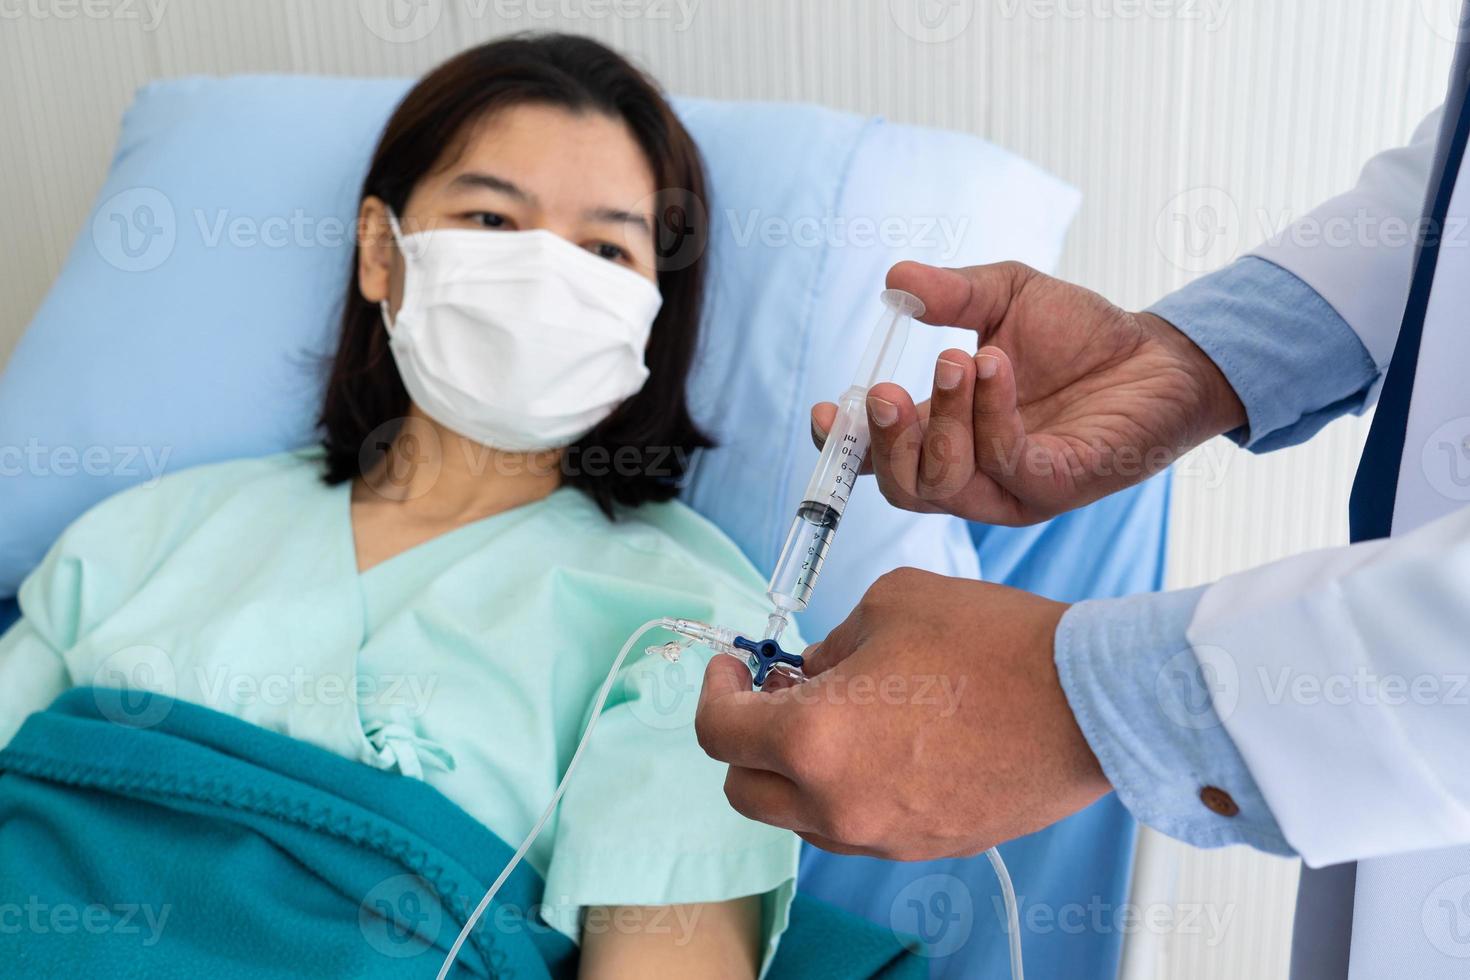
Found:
[799,386,869,514]
[766,288,923,617]
[772,395,864,615]
[798,288,924,512]
[767,506,838,615]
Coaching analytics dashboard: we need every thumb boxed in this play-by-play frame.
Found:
[971,346,1028,485]
[799,609,867,677]
[887,259,1033,340]
[700,651,754,703]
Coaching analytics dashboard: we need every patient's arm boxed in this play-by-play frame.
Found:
[577,896,761,979]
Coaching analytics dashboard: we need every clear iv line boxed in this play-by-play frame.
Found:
[435,615,1026,980]
[435,618,667,980]
[989,845,1024,980]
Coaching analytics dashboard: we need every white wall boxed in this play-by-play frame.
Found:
[1,2,1461,976]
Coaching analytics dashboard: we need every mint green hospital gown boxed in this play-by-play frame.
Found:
[0,449,800,966]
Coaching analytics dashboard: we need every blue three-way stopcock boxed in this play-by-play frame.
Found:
[733,635,805,687]
[650,619,807,689]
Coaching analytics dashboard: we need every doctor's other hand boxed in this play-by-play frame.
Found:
[811,260,1246,524]
[694,568,1111,860]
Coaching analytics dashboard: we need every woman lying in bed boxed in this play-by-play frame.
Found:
[0,34,798,978]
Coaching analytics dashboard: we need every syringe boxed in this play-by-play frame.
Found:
[651,288,924,689]
[762,288,925,653]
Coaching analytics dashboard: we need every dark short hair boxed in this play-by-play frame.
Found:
[317,33,713,517]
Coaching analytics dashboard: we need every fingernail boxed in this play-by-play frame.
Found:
[934,358,964,391]
[976,354,1000,380]
[867,395,898,427]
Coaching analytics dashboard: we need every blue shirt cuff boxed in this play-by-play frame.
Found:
[1148,256,1379,452]
[1055,588,1293,856]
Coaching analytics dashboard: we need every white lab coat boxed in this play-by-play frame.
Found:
[1187,105,1470,975]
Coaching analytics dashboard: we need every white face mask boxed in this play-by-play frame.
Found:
[380,210,663,453]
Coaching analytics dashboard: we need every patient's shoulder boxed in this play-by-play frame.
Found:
[555,493,768,595]
[583,497,806,645]
[78,447,317,518]
[47,448,324,557]
[20,449,327,646]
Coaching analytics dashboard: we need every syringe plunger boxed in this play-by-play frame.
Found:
[852,289,925,390]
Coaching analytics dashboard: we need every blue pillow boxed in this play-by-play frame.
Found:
[0,75,1080,624]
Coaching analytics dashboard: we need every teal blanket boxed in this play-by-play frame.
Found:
[0,689,921,979]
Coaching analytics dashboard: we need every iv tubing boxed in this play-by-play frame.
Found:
[987,845,1024,980]
[435,618,667,979]
[436,618,1025,980]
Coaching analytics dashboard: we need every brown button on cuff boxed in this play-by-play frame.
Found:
[1200,786,1239,817]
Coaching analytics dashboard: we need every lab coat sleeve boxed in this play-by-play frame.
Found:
[1249,106,1445,400]
[1055,588,1293,857]
[1187,503,1470,867]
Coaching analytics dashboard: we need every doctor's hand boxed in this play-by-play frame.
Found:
[694,568,1111,859]
[812,261,1246,524]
